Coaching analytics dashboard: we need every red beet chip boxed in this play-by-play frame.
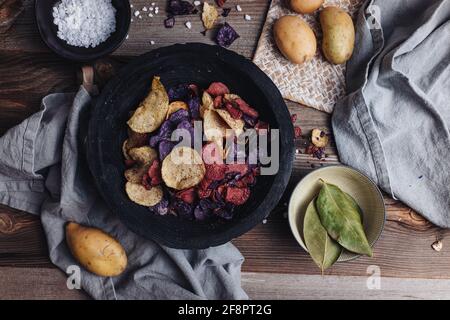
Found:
[206,82,230,96]
[225,102,243,119]
[202,142,223,165]
[294,126,302,138]
[225,187,250,205]
[215,0,227,7]
[225,163,248,175]
[148,160,162,186]
[291,113,298,123]
[198,188,212,199]
[176,188,196,204]
[142,174,152,190]
[235,98,259,118]
[213,95,223,108]
[205,164,227,181]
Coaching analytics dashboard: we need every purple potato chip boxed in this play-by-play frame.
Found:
[216,22,240,48]
[169,109,190,125]
[172,199,194,220]
[214,207,234,220]
[164,16,175,28]
[159,140,175,161]
[149,134,161,148]
[242,114,257,127]
[149,198,169,215]
[167,0,196,15]
[194,206,209,221]
[188,96,200,119]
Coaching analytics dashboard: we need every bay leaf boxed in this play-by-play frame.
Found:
[316,180,373,257]
[303,198,342,271]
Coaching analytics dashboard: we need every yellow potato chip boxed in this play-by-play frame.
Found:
[166,101,189,119]
[202,2,219,30]
[215,109,244,136]
[311,128,329,148]
[203,109,230,148]
[161,147,205,190]
[125,182,163,206]
[128,146,158,164]
[127,76,169,133]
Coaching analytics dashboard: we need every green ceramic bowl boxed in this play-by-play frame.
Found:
[288,165,386,261]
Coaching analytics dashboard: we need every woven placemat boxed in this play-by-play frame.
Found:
[253,0,363,113]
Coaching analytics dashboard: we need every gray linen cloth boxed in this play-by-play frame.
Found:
[333,0,450,227]
[0,86,248,300]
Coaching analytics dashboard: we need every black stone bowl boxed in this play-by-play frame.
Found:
[87,43,294,249]
[35,0,130,61]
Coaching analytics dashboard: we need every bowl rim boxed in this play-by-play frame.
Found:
[288,164,386,262]
[35,0,131,62]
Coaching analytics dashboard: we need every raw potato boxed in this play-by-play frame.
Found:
[166,101,189,119]
[65,222,127,277]
[320,6,355,64]
[202,2,219,30]
[161,147,205,190]
[273,15,317,64]
[126,182,164,206]
[311,128,329,148]
[290,0,323,14]
[127,76,169,133]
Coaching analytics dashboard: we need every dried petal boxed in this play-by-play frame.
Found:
[215,22,240,48]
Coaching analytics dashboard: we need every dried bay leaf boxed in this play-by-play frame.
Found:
[304,198,342,271]
[316,180,373,257]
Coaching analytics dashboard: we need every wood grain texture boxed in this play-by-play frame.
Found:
[2,267,450,300]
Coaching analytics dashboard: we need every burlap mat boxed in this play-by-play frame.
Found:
[253,0,363,113]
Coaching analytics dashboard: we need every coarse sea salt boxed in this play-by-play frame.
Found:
[53,0,117,48]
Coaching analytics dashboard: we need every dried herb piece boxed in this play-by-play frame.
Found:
[215,22,240,48]
[316,180,373,257]
[202,2,219,30]
[164,16,175,28]
[168,0,196,15]
[221,7,231,17]
[215,0,227,7]
[304,198,342,271]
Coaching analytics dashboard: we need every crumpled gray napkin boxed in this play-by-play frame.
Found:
[332,0,450,227]
[0,86,248,300]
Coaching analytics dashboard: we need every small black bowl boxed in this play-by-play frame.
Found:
[87,43,295,249]
[35,0,131,61]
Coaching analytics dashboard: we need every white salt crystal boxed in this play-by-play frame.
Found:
[149,13,153,17]
[142,6,148,11]
[52,0,117,48]
[150,40,155,45]
[194,0,201,6]
[134,10,140,16]
[244,14,251,21]
[185,21,192,29]
[236,5,242,12]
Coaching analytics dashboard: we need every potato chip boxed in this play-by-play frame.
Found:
[125,182,163,206]
[127,76,169,133]
[203,109,230,146]
[202,2,219,30]
[128,146,158,164]
[215,109,244,136]
[200,91,214,118]
[122,140,131,160]
[166,101,189,119]
[125,166,147,183]
[161,147,206,190]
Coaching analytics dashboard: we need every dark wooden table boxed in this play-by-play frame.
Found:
[1,0,449,300]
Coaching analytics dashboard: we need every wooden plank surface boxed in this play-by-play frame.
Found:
[0,0,448,299]
[2,267,449,300]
